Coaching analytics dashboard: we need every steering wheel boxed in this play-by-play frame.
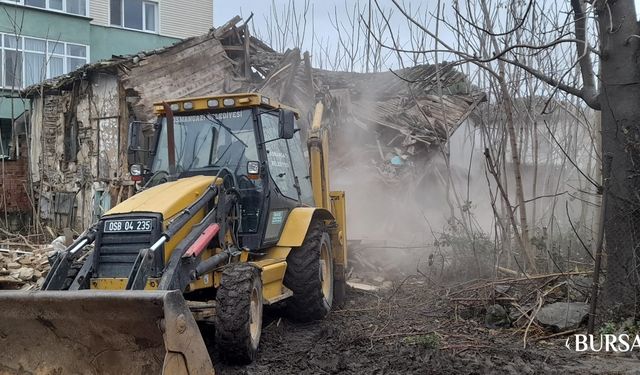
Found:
[236,174,253,188]
[216,167,239,193]
[215,167,243,244]
[144,170,169,188]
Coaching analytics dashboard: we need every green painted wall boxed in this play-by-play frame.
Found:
[0,4,180,63]
[0,4,91,44]
[0,4,181,119]
[90,25,179,62]
[0,97,26,119]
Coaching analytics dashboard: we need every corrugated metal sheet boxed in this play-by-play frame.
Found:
[90,0,109,26]
[159,0,213,39]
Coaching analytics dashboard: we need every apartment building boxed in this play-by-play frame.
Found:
[0,0,214,158]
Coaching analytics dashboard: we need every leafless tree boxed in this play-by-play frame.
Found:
[1,4,63,235]
[365,0,640,317]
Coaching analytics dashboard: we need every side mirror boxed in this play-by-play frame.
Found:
[128,121,144,151]
[127,121,148,166]
[278,110,295,139]
[247,161,260,177]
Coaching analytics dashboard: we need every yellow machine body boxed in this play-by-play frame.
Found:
[92,175,218,292]
[0,93,347,375]
[89,95,348,305]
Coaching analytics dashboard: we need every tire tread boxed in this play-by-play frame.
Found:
[214,263,262,364]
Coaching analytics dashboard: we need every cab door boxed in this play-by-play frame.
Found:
[259,113,313,247]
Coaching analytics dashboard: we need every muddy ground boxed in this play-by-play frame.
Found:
[215,277,640,374]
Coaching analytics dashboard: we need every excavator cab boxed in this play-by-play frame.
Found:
[0,94,347,374]
[130,95,311,252]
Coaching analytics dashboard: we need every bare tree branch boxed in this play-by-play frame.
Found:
[570,0,599,108]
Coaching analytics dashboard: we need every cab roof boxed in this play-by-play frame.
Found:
[152,93,299,116]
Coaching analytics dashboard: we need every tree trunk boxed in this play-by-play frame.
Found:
[479,0,537,273]
[598,0,640,316]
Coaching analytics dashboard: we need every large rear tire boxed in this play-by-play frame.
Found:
[215,263,263,364]
[284,220,334,322]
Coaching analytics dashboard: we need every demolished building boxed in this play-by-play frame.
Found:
[8,17,483,232]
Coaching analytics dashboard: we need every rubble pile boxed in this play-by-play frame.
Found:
[255,48,486,183]
[345,238,596,335]
[0,236,60,290]
[346,240,432,291]
[449,271,595,334]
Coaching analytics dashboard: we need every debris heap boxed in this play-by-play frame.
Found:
[0,241,53,290]
[19,15,484,233]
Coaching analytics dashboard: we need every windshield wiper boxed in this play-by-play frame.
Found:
[207,141,247,170]
[206,114,248,148]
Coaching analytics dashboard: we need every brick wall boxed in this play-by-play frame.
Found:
[0,140,31,214]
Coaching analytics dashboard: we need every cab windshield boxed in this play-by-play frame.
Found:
[152,109,258,174]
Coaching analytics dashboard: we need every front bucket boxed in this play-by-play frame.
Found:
[0,290,214,375]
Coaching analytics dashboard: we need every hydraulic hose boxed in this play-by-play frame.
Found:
[195,252,230,277]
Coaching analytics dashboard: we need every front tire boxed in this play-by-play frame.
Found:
[284,220,334,322]
[215,263,263,364]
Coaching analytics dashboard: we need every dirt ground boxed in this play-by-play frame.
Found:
[215,277,640,375]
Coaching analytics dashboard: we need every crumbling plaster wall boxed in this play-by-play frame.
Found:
[30,73,128,230]
[26,34,245,231]
[120,34,241,122]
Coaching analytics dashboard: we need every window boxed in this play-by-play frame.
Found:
[3,36,22,88]
[262,114,299,201]
[63,114,78,162]
[0,33,89,89]
[0,119,13,159]
[152,111,258,174]
[110,0,158,33]
[0,0,88,16]
[66,43,86,71]
[287,123,314,205]
[25,0,45,7]
[49,0,62,10]
[65,0,85,15]
[24,37,46,86]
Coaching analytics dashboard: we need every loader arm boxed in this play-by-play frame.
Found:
[308,101,331,211]
[307,101,348,281]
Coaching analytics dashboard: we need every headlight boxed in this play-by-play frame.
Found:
[169,103,180,112]
[207,99,219,108]
[129,164,143,176]
[183,101,193,110]
[223,98,235,107]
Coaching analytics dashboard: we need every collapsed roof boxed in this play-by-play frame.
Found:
[23,16,484,149]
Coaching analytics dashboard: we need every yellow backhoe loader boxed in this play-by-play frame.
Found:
[0,93,347,374]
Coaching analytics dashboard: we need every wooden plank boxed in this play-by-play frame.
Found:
[214,15,242,39]
[243,25,252,79]
[223,45,245,51]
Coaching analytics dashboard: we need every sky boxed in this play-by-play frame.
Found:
[215,0,355,30]
[215,0,640,29]
[214,0,640,73]
[214,0,441,71]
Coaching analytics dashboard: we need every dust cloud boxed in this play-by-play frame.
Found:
[328,116,492,244]
[325,98,599,281]
[323,92,498,280]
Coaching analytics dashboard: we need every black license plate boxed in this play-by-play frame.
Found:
[104,219,153,233]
